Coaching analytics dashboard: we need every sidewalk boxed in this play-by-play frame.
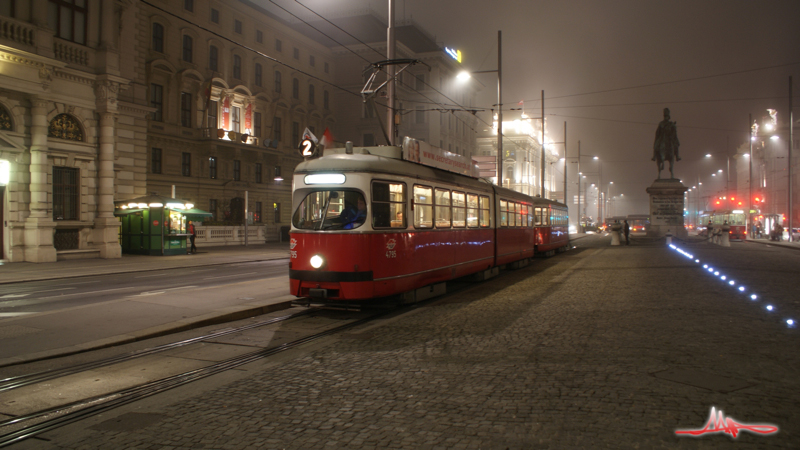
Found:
[0,242,291,285]
[745,236,800,250]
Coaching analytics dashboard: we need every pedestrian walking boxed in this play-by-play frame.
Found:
[188,220,197,254]
[707,220,713,240]
[623,219,630,245]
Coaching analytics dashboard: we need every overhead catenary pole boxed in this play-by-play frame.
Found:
[749,113,753,238]
[577,140,581,232]
[386,0,396,145]
[563,122,567,205]
[540,90,545,197]
[788,76,794,241]
[497,30,503,187]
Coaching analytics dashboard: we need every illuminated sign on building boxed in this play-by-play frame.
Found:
[445,47,462,63]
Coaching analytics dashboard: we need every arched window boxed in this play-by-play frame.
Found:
[233,54,242,79]
[0,104,13,131]
[209,45,218,71]
[152,23,164,53]
[274,71,282,93]
[182,35,193,62]
[48,114,83,141]
[292,78,299,99]
[308,84,315,104]
[254,63,262,86]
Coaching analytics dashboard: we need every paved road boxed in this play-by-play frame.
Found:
[9,234,798,449]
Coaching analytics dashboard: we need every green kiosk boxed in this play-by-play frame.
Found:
[114,194,211,255]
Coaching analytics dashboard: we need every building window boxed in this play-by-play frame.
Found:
[273,202,281,223]
[151,148,162,174]
[182,152,191,177]
[233,160,241,181]
[48,114,83,141]
[291,121,299,148]
[182,35,193,62]
[209,45,218,71]
[363,133,375,146]
[256,29,263,43]
[232,106,240,132]
[209,156,217,179]
[254,63,262,86]
[275,39,282,52]
[47,0,87,45]
[274,166,282,181]
[274,71,282,93]
[233,54,241,79]
[150,84,163,122]
[308,84,315,104]
[210,8,219,23]
[273,116,282,142]
[323,90,329,109]
[207,100,218,128]
[255,202,262,222]
[180,92,192,128]
[254,112,262,137]
[183,0,193,12]
[416,107,425,124]
[210,199,218,221]
[416,74,425,90]
[292,78,299,99]
[0,104,12,130]
[53,166,79,220]
[293,47,299,59]
[255,163,262,183]
[234,19,242,34]
[152,23,164,53]
[309,55,315,67]
[324,62,329,73]
[0,1,15,17]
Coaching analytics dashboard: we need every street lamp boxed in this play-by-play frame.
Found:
[456,31,502,187]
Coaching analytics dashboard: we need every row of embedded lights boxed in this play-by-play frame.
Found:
[669,244,795,328]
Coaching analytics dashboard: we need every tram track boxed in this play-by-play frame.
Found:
[0,307,393,447]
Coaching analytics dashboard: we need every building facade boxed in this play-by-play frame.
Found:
[0,0,148,262]
[141,0,337,240]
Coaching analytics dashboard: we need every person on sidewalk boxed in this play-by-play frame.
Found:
[623,219,630,245]
[188,220,197,254]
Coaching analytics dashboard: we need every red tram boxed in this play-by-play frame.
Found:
[289,138,570,303]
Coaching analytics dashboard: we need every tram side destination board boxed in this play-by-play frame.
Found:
[402,137,480,178]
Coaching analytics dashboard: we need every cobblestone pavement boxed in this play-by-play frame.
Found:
[21,236,800,449]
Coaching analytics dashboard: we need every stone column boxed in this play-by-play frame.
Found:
[24,97,57,262]
[93,80,122,258]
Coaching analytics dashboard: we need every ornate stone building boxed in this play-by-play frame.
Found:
[0,0,148,262]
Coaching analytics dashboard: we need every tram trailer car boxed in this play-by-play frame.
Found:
[289,142,569,303]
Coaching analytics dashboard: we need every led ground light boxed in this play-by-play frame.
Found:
[669,244,794,329]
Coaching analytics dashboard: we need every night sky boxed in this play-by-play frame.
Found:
[256,0,800,217]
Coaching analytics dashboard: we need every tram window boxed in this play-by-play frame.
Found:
[500,200,508,227]
[520,204,530,228]
[413,185,433,228]
[372,181,406,229]
[509,202,518,227]
[434,188,451,228]
[291,190,367,230]
[452,191,466,227]
[466,194,479,228]
[534,207,543,226]
[479,195,490,227]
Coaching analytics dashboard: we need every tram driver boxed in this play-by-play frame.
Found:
[341,196,367,230]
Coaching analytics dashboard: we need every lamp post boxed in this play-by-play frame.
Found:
[457,31,502,186]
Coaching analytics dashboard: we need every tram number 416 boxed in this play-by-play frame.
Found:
[385,250,396,258]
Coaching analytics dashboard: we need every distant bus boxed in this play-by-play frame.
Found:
[626,214,650,233]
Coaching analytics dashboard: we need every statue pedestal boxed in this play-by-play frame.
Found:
[646,179,688,239]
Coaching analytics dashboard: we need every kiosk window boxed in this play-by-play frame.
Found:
[372,181,406,229]
[435,188,451,228]
[413,185,433,228]
[452,191,466,227]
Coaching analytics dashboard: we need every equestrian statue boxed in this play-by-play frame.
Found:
[652,108,681,179]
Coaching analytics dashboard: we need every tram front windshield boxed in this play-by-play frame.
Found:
[292,190,367,230]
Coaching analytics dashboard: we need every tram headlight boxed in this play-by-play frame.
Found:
[310,254,325,269]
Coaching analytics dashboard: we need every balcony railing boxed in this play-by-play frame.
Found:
[201,128,260,146]
[0,16,35,47]
[53,38,91,67]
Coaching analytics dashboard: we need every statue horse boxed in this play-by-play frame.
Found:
[653,144,675,180]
